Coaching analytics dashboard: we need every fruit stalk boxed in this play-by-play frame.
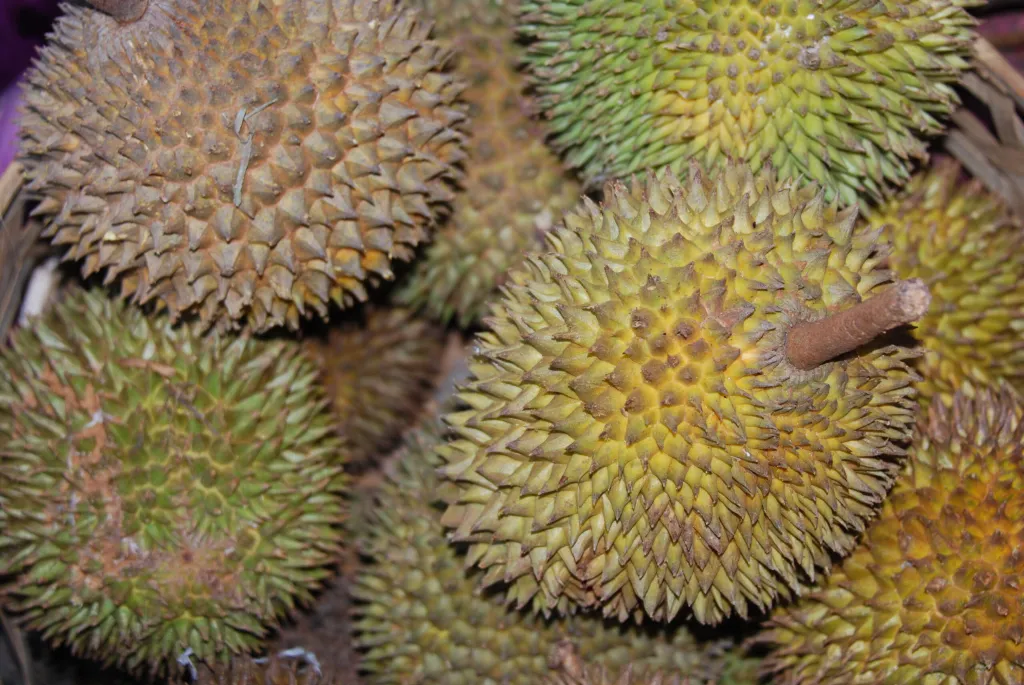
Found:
[85,0,149,23]
[786,279,931,370]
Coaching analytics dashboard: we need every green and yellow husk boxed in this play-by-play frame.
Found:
[437,161,920,625]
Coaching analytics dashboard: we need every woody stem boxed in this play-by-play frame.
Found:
[785,278,931,371]
[86,0,149,23]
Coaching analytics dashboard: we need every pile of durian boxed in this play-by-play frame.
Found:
[2,0,1023,683]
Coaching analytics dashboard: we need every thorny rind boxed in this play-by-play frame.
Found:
[0,288,348,679]
[19,0,470,334]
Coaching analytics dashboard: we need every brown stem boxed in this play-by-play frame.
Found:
[86,0,149,23]
[785,279,931,371]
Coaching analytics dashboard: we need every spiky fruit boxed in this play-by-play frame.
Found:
[517,0,980,205]
[860,157,1024,407]
[195,651,339,684]
[302,306,446,469]
[395,0,581,326]
[437,161,921,626]
[762,380,1024,685]
[0,288,346,678]
[351,426,726,685]
[18,0,468,334]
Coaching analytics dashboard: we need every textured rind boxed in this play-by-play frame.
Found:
[0,288,347,678]
[517,0,980,206]
[350,425,727,685]
[762,380,1024,685]
[861,157,1024,408]
[437,161,920,625]
[545,667,688,685]
[543,639,698,685]
[410,0,516,36]
[18,0,468,334]
[395,0,581,326]
[302,306,446,468]
[195,652,340,684]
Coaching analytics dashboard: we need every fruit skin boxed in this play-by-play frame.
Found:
[543,639,705,685]
[195,651,339,684]
[351,425,726,685]
[544,665,690,685]
[437,161,920,626]
[761,380,1024,685]
[395,0,581,327]
[516,0,980,206]
[860,157,1024,408]
[409,0,516,36]
[0,288,347,679]
[18,0,468,334]
[302,306,446,469]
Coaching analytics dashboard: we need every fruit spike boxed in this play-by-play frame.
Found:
[437,160,922,626]
[786,278,931,370]
[0,287,347,679]
[85,0,147,22]
[19,0,469,334]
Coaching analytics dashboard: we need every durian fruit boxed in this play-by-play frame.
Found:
[302,306,446,469]
[859,157,1024,408]
[437,161,926,626]
[0,288,347,679]
[394,0,581,327]
[761,380,1024,685]
[516,0,981,205]
[195,651,339,684]
[351,426,727,685]
[18,0,468,334]
[543,640,695,685]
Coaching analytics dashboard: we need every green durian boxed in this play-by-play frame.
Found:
[437,161,922,625]
[0,288,346,679]
[517,0,980,205]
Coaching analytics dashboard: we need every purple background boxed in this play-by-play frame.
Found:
[0,0,60,173]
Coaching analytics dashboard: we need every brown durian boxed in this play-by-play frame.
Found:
[18,0,468,333]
